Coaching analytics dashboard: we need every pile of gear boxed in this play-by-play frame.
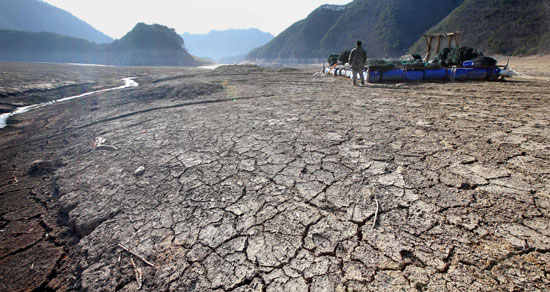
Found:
[430,47,497,67]
[367,54,425,70]
[327,50,351,66]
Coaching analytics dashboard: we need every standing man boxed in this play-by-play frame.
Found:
[348,40,367,86]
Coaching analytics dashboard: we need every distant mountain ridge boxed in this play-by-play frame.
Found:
[247,0,463,63]
[0,0,112,44]
[181,29,273,63]
[409,0,550,56]
[0,23,203,66]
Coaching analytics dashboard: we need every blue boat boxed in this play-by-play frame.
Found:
[324,62,513,83]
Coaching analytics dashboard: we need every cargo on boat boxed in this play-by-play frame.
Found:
[324,32,515,83]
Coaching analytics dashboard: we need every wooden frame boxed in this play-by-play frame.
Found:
[423,32,463,62]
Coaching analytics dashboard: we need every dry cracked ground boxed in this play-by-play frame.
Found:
[0,59,549,291]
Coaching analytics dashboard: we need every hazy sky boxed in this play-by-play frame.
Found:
[43,0,351,39]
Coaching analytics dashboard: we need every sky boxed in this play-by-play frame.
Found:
[43,0,352,39]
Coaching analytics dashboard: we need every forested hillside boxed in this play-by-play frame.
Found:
[409,0,550,56]
[0,0,112,44]
[0,23,202,66]
[247,0,463,63]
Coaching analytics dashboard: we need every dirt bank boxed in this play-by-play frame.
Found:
[0,59,549,291]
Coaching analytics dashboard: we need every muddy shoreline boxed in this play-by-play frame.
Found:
[1,60,549,291]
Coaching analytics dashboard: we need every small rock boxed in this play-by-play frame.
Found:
[28,160,54,175]
[134,166,145,176]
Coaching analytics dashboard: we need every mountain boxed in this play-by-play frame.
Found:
[0,0,112,44]
[246,4,347,63]
[0,23,202,66]
[0,30,100,63]
[247,0,463,63]
[180,29,274,63]
[409,0,550,56]
[110,23,199,66]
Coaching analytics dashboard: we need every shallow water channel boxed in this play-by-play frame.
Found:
[0,77,138,129]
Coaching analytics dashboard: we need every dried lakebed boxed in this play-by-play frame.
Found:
[0,62,549,291]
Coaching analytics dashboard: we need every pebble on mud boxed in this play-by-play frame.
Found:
[27,159,54,175]
[134,166,145,176]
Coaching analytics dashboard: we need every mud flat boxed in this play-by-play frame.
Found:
[0,59,549,291]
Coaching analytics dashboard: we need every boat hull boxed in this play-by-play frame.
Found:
[324,67,502,83]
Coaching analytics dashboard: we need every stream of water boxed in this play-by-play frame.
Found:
[0,77,138,129]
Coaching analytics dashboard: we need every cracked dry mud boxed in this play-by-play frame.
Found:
[0,59,549,291]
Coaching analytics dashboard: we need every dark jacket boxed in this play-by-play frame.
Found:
[349,46,367,69]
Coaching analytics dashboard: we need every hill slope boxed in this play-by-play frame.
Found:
[0,0,112,44]
[111,23,198,66]
[181,29,274,62]
[409,0,550,56]
[0,23,201,66]
[247,0,463,63]
[247,4,347,63]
